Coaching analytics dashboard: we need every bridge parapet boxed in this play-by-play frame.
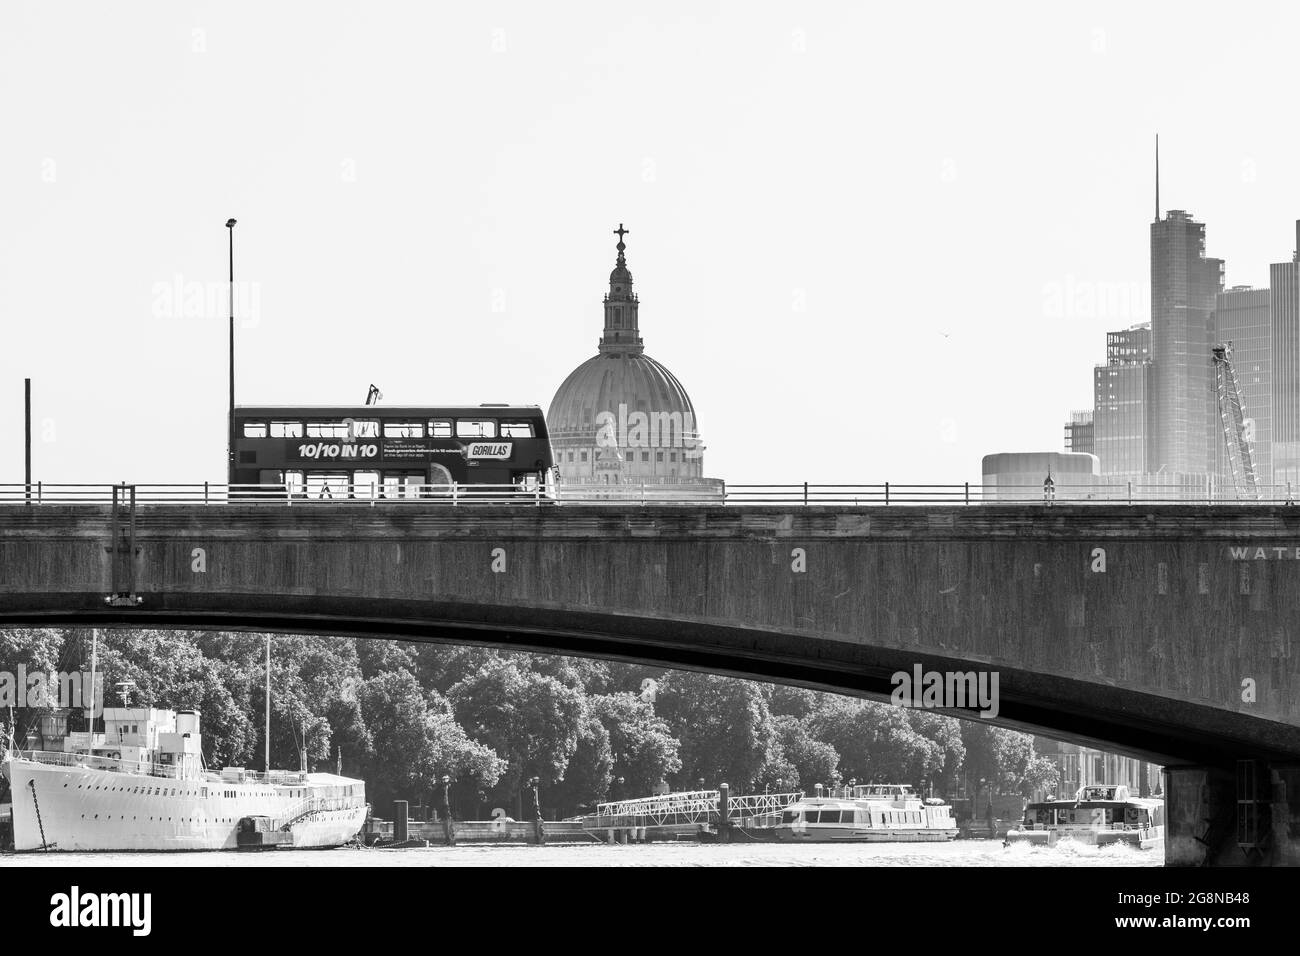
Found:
[1,502,1299,767]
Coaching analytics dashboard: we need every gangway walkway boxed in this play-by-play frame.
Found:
[582,789,803,837]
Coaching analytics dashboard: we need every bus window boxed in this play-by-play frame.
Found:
[429,419,453,438]
[270,421,303,438]
[499,421,535,438]
[306,420,379,439]
[456,419,496,439]
[306,473,349,498]
[258,469,284,486]
[242,422,268,438]
[383,422,424,438]
[306,422,349,438]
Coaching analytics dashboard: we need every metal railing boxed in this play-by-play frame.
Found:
[10,748,189,779]
[591,789,803,828]
[0,481,1297,507]
[276,794,364,829]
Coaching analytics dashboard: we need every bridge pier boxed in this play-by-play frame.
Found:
[1164,762,1300,865]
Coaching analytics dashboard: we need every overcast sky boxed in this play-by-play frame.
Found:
[3,1,1299,487]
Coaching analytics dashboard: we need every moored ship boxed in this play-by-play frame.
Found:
[1005,784,1164,849]
[769,783,959,842]
[2,707,367,851]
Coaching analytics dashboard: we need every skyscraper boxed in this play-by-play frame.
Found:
[1211,287,1271,492]
[1063,410,1094,455]
[1149,209,1224,476]
[1271,222,1300,489]
[1093,323,1152,475]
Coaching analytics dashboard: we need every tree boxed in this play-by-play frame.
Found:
[356,670,504,810]
[765,714,841,791]
[961,723,1058,798]
[809,698,947,788]
[0,628,74,748]
[908,711,966,794]
[589,692,681,797]
[765,685,825,720]
[655,672,775,791]
[448,658,587,807]
[545,713,612,816]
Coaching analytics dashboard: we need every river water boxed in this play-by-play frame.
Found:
[2,838,1162,867]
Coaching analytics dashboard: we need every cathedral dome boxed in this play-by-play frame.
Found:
[547,225,711,488]
[548,351,698,444]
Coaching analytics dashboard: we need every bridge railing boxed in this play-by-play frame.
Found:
[1,482,1297,506]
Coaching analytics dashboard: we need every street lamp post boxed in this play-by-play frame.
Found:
[225,218,237,485]
[441,774,455,846]
[529,776,546,845]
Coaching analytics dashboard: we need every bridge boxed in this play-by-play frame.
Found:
[1,482,1299,863]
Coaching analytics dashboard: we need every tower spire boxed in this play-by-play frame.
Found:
[599,223,643,354]
[1154,134,1160,222]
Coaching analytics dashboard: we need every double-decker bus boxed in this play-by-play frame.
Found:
[230,404,555,498]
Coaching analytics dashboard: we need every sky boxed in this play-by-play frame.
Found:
[3,1,1300,487]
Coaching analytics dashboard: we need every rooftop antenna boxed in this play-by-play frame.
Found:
[115,679,136,708]
[1154,134,1160,222]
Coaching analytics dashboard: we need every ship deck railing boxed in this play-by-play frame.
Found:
[1015,821,1157,832]
[9,749,314,787]
[10,748,191,779]
[220,768,311,786]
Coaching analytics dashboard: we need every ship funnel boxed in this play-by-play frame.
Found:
[176,710,200,736]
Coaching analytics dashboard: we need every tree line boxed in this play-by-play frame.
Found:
[0,629,1059,819]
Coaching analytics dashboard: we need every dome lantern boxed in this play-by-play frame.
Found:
[601,223,643,354]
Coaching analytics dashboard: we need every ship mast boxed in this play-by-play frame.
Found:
[264,635,271,774]
[87,628,98,747]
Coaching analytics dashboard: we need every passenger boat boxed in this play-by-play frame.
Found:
[770,783,959,842]
[2,706,367,851]
[1005,784,1164,849]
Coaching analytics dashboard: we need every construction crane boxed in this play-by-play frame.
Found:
[1212,343,1260,500]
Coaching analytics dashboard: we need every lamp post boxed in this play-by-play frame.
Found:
[441,774,455,846]
[529,776,546,845]
[24,378,31,505]
[225,218,237,484]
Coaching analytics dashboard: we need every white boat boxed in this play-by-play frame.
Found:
[770,784,959,843]
[2,707,367,852]
[1005,784,1164,849]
